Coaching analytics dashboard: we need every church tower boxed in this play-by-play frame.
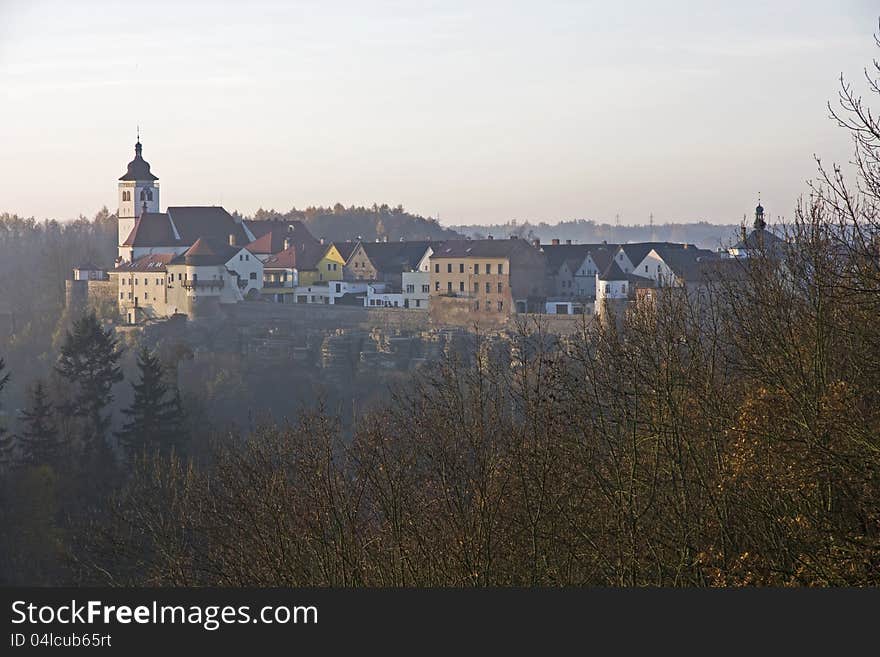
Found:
[117,133,159,257]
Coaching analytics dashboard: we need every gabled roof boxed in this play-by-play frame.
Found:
[359,241,434,274]
[262,242,329,271]
[541,244,610,272]
[431,238,535,259]
[122,206,253,248]
[244,220,318,255]
[585,246,617,273]
[619,242,697,268]
[167,207,254,245]
[113,253,175,273]
[333,241,359,263]
[119,141,159,181]
[169,237,242,267]
[121,213,175,246]
[599,260,655,286]
[650,246,721,281]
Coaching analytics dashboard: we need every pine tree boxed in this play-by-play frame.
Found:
[19,380,59,466]
[0,357,13,468]
[55,313,123,449]
[117,347,183,458]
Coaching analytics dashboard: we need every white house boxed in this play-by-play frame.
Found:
[402,270,430,309]
[365,283,404,308]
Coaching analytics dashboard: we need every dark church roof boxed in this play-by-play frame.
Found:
[733,228,786,251]
[119,141,159,181]
[121,206,253,248]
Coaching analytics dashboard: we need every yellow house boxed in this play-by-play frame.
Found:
[297,243,346,286]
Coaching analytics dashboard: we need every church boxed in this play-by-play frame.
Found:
[109,137,316,324]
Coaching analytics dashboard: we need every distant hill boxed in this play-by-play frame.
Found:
[235,204,463,243]
[450,219,743,251]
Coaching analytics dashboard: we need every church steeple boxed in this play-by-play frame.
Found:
[754,194,766,231]
[117,132,161,261]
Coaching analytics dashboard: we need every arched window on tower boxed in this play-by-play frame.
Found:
[147,189,153,201]
[140,190,146,201]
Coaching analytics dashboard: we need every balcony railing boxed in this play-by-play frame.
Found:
[182,279,224,290]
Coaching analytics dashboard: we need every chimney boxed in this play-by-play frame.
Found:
[320,236,325,245]
[683,243,688,249]
[565,239,572,245]
[552,238,560,245]
[532,239,540,248]
[487,234,494,240]
[284,237,292,250]
[229,233,237,247]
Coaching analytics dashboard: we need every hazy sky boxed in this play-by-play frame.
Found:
[0,1,877,225]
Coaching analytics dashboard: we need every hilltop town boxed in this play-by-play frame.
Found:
[72,139,780,331]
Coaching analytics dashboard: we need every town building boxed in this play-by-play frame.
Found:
[428,238,546,318]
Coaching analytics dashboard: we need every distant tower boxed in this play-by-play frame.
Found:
[117,130,159,259]
[754,194,766,231]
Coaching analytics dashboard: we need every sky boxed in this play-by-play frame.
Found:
[0,0,877,226]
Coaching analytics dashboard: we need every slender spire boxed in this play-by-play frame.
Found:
[754,192,766,231]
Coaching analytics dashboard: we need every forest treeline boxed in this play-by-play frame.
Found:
[453,219,743,250]
[239,203,463,243]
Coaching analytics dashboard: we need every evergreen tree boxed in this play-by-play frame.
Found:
[55,313,123,450]
[0,357,13,467]
[19,380,59,466]
[117,347,183,457]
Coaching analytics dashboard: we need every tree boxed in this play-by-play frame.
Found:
[117,347,184,458]
[0,357,13,467]
[55,313,123,449]
[19,380,59,467]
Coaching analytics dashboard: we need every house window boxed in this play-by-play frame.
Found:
[406,284,414,293]
[447,263,452,273]
[459,263,464,273]
[459,281,464,292]
[486,264,492,274]
[144,292,149,300]
[333,263,337,271]
[498,264,503,275]
[498,301,503,312]
[473,282,478,293]
[415,299,421,308]
[134,278,138,285]
[485,282,490,293]
[327,263,332,270]
[250,272,257,280]
[147,189,153,201]
[140,190,146,201]
[645,265,648,272]
[435,264,440,273]
[497,282,503,293]
[475,300,479,311]
[474,264,480,274]
[435,281,440,291]
[447,281,452,292]
[119,292,124,300]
